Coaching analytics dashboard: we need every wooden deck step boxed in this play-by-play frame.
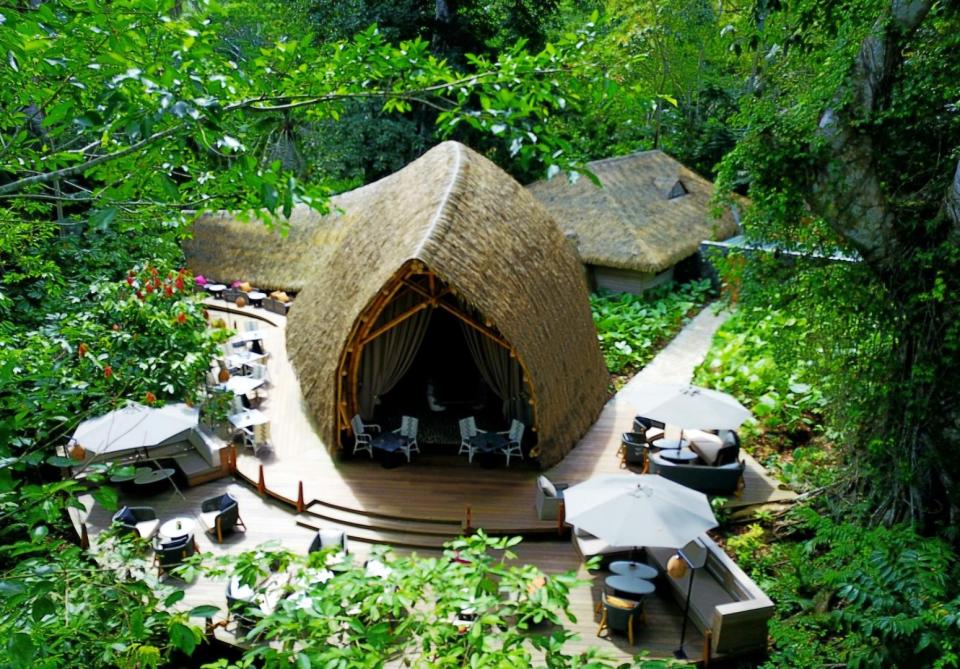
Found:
[295,514,450,550]
[303,500,464,537]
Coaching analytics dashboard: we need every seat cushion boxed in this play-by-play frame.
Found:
[136,518,160,539]
[687,430,723,464]
[318,529,345,549]
[199,510,219,530]
[645,427,665,443]
[537,475,558,498]
[606,594,640,609]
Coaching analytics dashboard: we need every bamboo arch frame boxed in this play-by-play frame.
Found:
[335,260,538,446]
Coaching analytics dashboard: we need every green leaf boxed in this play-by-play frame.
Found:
[8,633,34,668]
[91,485,119,512]
[188,604,220,619]
[168,622,197,655]
[164,589,185,607]
[32,596,55,622]
[297,653,312,669]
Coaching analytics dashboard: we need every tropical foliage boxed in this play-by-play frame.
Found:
[591,280,712,377]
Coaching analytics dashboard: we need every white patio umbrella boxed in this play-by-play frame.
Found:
[620,383,751,430]
[563,474,717,549]
[71,402,199,458]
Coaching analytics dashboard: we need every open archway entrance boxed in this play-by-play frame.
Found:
[336,261,536,453]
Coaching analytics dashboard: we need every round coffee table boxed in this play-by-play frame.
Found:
[661,448,699,464]
[159,517,197,542]
[134,467,176,485]
[247,291,267,307]
[609,560,658,580]
[605,575,656,598]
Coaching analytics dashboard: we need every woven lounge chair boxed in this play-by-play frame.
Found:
[112,506,159,539]
[308,528,348,555]
[153,534,196,577]
[199,492,247,543]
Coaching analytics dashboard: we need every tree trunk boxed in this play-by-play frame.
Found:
[804,0,960,527]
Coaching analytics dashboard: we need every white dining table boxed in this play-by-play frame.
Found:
[218,376,265,396]
[228,409,268,429]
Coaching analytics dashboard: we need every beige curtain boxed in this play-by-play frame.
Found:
[460,322,529,422]
[358,292,432,419]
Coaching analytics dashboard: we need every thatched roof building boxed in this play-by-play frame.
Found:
[184,141,608,467]
[526,150,740,293]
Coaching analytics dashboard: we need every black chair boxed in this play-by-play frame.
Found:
[620,432,648,467]
[308,528,348,555]
[597,592,645,645]
[154,535,196,577]
[111,506,159,539]
[199,493,247,543]
[633,416,666,433]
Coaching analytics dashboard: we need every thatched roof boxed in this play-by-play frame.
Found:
[184,142,608,467]
[526,150,740,273]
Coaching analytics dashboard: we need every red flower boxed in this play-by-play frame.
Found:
[104,365,113,379]
[77,343,87,358]
[176,312,187,325]
[136,290,144,300]
[145,283,154,294]
[126,276,134,286]
[149,266,158,277]
[144,391,156,404]
[174,277,184,290]
[164,285,173,297]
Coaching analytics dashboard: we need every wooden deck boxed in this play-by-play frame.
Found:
[70,298,801,663]
[217,302,793,544]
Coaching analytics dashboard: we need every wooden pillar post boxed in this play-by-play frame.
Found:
[703,630,712,667]
[557,501,565,536]
[296,481,305,513]
[463,505,472,534]
[257,464,266,496]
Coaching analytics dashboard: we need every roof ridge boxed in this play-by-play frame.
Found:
[587,149,665,168]
[414,142,464,257]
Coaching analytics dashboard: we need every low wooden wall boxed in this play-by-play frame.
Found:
[649,535,773,658]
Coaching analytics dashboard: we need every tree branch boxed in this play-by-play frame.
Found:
[0,125,182,196]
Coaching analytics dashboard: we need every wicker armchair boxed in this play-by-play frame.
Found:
[199,493,247,543]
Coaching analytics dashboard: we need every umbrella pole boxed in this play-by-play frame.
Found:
[674,565,695,659]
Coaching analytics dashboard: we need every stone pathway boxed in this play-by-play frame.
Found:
[626,306,731,386]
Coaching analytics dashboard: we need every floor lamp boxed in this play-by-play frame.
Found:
[673,537,707,660]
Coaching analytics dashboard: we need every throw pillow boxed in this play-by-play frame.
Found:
[537,475,558,498]
[219,494,236,512]
[116,506,137,526]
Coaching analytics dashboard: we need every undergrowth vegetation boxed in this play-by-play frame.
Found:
[697,257,960,668]
[591,279,712,381]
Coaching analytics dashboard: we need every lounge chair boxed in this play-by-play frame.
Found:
[112,506,159,539]
[350,415,380,459]
[633,416,666,443]
[597,592,645,645]
[572,526,628,561]
[153,534,196,577]
[535,475,569,520]
[308,528,348,555]
[199,492,247,543]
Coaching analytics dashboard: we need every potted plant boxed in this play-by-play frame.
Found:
[200,389,234,438]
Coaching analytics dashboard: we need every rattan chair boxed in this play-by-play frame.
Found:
[597,592,645,645]
[199,493,247,543]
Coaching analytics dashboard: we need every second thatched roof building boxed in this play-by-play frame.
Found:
[527,150,740,294]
